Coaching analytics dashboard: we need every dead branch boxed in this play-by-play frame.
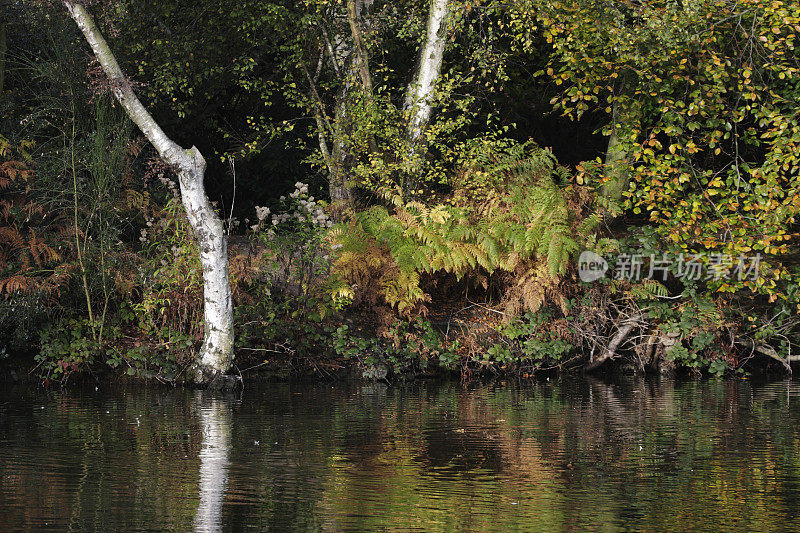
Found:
[585,312,643,371]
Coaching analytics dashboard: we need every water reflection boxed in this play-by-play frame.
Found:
[193,393,232,533]
[3,378,800,530]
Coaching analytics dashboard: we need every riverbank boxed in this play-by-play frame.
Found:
[2,297,793,389]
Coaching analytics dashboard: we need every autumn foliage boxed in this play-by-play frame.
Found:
[0,137,73,299]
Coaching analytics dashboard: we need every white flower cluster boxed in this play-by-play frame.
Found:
[294,194,332,228]
[139,216,155,243]
[158,175,179,198]
[252,182,333,233]
[288,182,332,228]
[227,216,241,230]
[255,206,270,221]
[289,182,308,198]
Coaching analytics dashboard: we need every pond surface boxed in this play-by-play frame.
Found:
[2,377,800,531]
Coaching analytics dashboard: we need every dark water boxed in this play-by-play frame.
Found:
[2,378,800,532]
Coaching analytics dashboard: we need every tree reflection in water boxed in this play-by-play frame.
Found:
[194,393,232,533]
[4,379,800,531]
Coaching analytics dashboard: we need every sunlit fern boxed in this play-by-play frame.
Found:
[335,143,597,316]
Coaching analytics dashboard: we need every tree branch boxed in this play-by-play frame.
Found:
[64,1,193,172]
[585,313,643,371]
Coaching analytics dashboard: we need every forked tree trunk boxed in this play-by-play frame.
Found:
[65,1,234,385]
[316,42,355,217]
[314,2,375,217]
[299,57,352,217]
[403,0,449,199]
[346,0,378,155]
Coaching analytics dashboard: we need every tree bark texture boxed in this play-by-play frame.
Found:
[404,0,449,199]
[65,1,234,381]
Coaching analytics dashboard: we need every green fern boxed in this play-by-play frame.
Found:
[336,142,598,315]
[628,279,669,300]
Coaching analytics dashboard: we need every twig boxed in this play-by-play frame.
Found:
[227,157,236,232]
[585,312,644,371]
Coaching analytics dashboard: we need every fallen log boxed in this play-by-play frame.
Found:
[736,338,793,374]
[585,313,643,371]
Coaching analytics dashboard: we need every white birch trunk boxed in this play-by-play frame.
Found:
[404,0,449,197]
[65,2,234,383]
[406,0,449,145]
[193,394,232,532]
[322,13,360,214]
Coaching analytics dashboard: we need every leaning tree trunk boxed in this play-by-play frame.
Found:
[65,1,234,385]
[403,0,449,199]
[346,0,374,100]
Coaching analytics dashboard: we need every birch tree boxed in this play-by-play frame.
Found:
[403,0,449,199]
[302,0,376,216]
[326,11,359,215]
[301,44,352,214]
[64,1,234,385]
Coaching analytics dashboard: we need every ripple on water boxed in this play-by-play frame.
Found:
[3,378,800,531]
